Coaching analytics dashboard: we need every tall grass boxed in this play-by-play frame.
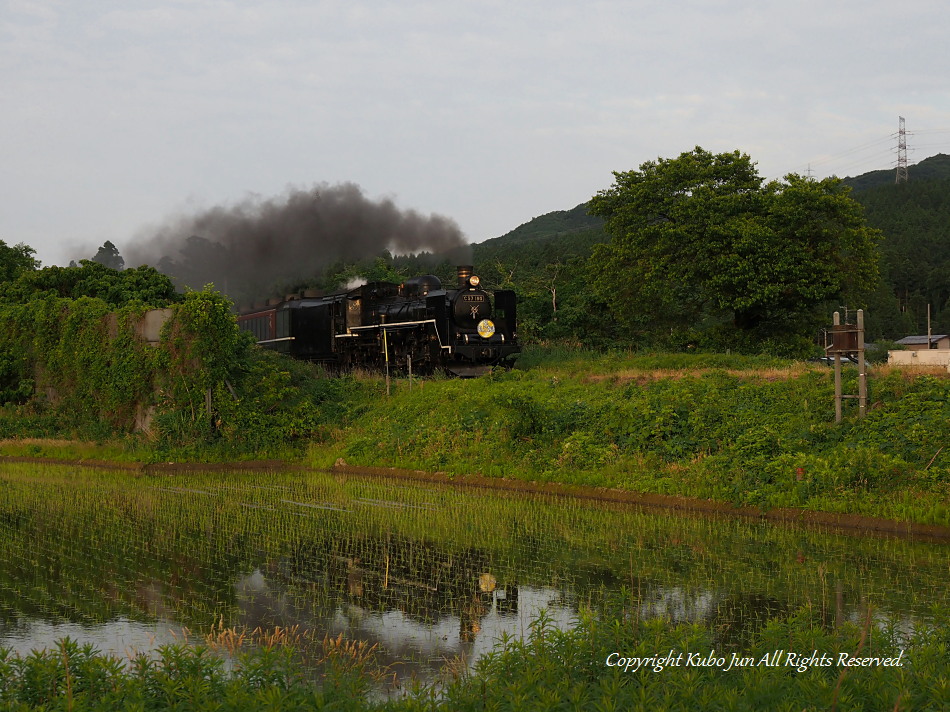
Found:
[324,355,950,525]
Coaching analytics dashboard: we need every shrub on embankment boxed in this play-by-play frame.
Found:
[0,295,166,437]
[0,285,372,459]
[333,352,950,525]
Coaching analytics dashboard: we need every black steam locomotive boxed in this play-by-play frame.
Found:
[237,266,519,376]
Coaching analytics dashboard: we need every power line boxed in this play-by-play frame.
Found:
[779,122,950,182]
[779,147,894,181]
[780,136,894,180]
[907,128,950,135]
[800,135,895,169]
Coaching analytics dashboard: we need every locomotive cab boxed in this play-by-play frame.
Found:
[400,274,442,297]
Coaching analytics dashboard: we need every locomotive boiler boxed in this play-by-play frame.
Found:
[237,266,519,376]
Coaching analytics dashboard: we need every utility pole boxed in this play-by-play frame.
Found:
[896,116,909,184]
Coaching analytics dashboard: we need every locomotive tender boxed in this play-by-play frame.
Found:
[237,266,519,376]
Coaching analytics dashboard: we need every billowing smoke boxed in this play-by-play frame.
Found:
[125,183,471,302]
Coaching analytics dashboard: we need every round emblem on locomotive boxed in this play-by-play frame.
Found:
[477,319,496,338]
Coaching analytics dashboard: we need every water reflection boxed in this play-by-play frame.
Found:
[233,568,576,681]
[0,617,182,659]
[0,463,947,687]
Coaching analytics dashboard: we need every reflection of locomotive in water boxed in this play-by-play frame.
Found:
[282,531,517,642]
[237,266,520,376]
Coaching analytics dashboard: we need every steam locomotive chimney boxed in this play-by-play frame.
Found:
[457,265,473,287]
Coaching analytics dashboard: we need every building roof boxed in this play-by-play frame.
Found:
[896,335,949,345]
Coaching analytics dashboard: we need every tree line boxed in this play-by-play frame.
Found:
[3,147,947,358]
[469,149,950,354]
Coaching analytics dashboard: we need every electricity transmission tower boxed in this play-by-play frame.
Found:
[895,116,908,184]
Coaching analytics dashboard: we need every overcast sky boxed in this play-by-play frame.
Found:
[3,0,950,268]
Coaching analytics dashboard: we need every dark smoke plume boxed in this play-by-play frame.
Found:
[126,183,471,302]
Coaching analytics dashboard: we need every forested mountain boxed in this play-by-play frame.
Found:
[843,153,950,192]
[849,167,950,334]
[476,203,603,247]
[462,153,950,345]
[470,206,607,342]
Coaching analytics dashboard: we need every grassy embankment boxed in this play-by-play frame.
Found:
[311,348,950,527]
[2,347,948,526]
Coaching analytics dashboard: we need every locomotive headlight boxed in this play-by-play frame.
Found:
[469,275,480,287]
[477,319,495,339]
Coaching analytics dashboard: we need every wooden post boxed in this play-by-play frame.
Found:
[857,309,867,418]
[927,303,932,349]
[833,311,842,423]
[383,327,390,397]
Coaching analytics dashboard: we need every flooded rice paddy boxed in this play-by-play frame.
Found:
[0,462,948,688]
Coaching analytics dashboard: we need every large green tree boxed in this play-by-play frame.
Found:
[90,240,125,270]
[588,147,881,343]
[0,240,39,282]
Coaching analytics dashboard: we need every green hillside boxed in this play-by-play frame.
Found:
[843,152,950,192]
[851,175,950,333]
[464,152,950,344]
[469,212,606,343]
[477,202,604,246]
[472,153,950,255]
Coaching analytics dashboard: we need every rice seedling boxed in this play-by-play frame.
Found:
[0,461,947,701]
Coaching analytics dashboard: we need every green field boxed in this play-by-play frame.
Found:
[1,463,948,710]
[3,347,949,527]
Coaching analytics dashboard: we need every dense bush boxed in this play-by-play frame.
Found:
[0,260,178,308]
[0,639,373,711]
[0,286,365,456]
[0,295,160,432]
[333,352,950,524]
[441,603,950,711]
